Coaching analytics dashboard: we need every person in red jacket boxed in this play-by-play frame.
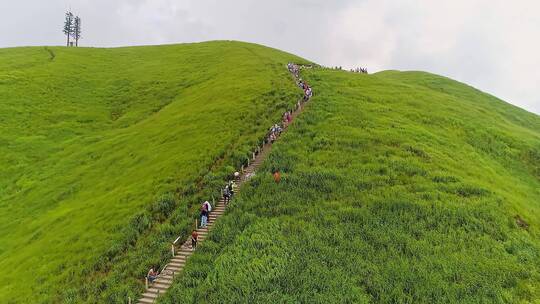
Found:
[273,171,281,184]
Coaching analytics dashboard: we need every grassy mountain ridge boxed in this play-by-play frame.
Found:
[158,68,540,303]
[0,41,308,303]
[2,41,539,303]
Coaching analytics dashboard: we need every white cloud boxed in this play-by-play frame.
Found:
[325,0,540,114]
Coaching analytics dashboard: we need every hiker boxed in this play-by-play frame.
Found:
[269,132,277,143]
[147,267,158,283]
[203,200,212,213]
[273,124,282,135]
[268,127,277,143]
[273,171,281,183]
[191,230,198,250]
[223,185,231,204]
[306,87,312,99]
[270,125,276,135]
[200,204,208,228]
[229,180,236,196]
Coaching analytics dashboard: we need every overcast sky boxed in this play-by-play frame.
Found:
[1,0,539,114]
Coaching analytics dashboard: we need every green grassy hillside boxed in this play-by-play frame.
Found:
[158,68,540,303]
[0,41,306,303]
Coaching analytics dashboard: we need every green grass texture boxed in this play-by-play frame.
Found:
[158,68,540,303]
[0,41,307,303]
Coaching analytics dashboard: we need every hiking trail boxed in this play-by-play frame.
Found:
[136,64,312,304]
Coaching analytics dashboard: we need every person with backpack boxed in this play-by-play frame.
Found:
[191,230,198,250]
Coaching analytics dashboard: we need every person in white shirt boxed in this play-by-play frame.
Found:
[203,200,212,212]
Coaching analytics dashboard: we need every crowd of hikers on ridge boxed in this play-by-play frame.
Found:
[328,65,368,74]
[351,67,368,74]
[144,62,313,289]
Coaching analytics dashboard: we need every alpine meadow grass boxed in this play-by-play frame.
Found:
[0,41,308,303]
[2,42,539,303]
[158,68,540,303]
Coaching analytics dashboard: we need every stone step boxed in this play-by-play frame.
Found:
[142,292,158,299]
[167,265,183,272]
[138,297,154,304]
[171,259,186,265]
[148,286,168,293]
[166,265,183,272]
[152,282,171,290]
[155,277,172,285]
[159,274,174,281]
[168,260,185,269]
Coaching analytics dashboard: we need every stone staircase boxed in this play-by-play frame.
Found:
[137,146,270,304]
[135,64,309,304]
